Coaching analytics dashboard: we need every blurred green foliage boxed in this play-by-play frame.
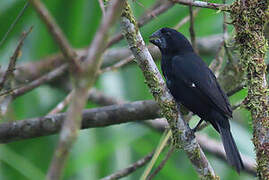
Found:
[0,0,257,179]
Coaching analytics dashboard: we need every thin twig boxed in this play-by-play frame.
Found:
[14,64,67,98]
[231,101,243,110]
[48,90,74,115]
[226,84,244,96]
[0,27,33,90]
[222,0,228,44]
[48,86,125,115]
[0,2,29,47]
[29,0,80,68]
[173,0,229,11]
[175,8,200,29]
[137,1,174,27]
[101,152,154,180]
[106,1,174,48]
[0,64,67,98]
[100,55,134,73]
[141,130,171,180]
[87,88,125,105]
[209,40,225,77]
[222,0,233,64]
[137,0,163,21]
[98,0,106,16]
[148,146,175,180]
[195,121,210,131]
[189,6,198,54]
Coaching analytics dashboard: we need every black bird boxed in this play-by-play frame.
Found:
[149,27,244,173]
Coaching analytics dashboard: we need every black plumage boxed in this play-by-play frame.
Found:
[149,27,244,173]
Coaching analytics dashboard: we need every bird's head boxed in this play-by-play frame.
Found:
[149,27,193,55]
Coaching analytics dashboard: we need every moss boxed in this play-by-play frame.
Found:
[132,32,181,147]
[121,2,139,44]
[159,97,181,147]
[201,175,220,180]
[192,146,201,160]
[230,0,269,178]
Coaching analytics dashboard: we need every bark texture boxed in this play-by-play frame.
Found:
[230,1,269,179]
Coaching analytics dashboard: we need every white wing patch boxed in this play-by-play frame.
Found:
[191,83,196,88]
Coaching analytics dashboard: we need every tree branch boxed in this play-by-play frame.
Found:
[230,0,269,178]
[0,100,159,143]
[120,2,218,179]
[0,27,33,90]
[173,0,229,11]
[148,146,175,180]
[0,2,29,47]
[0,27,33,117]
[0,99,256,175]
[11,64,67,98]
[101,152,154,180]
[48,90,74,115]
[188,6,198,54]
[98,0,106,16]
[29,0,80,67]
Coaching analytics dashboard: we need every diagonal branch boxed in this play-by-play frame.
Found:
[12,64,67,98]
[98,0,106,16]
[120,2,218,179]
[173,0,229,11]
[29,0,80,67]
[0,2,29,47]
[0,27,32,117]
[106,0,174,48]
[188,6,198,54]
[0,27,33,90]
[46,0,126,179]
[101,152,154,180]
[148,146,175,180]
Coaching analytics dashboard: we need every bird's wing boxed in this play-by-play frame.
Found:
[171,54,232,118]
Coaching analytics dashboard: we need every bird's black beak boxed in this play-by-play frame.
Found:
[149,30,161,47]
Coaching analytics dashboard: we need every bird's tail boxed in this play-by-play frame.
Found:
[217,122,244,173]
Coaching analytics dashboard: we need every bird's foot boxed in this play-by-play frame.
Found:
[191,119,204,133]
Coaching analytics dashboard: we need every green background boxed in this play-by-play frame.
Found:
[0,0,260,179]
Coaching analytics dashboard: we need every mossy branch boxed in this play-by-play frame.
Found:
[120,2,219,179]
[230,0,269,179]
